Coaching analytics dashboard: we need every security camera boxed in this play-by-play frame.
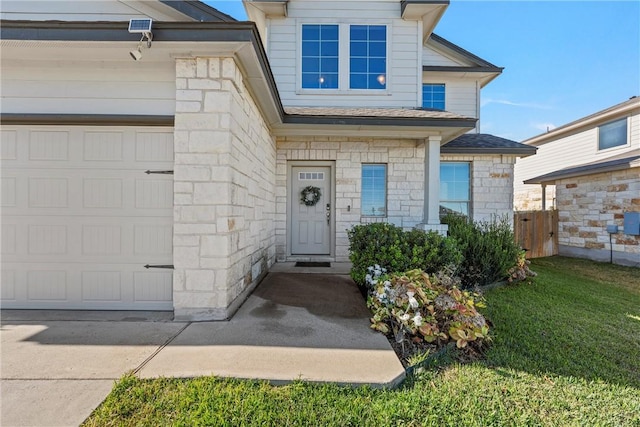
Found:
[130,48,142,61]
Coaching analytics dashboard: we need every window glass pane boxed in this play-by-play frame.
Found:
[350,41,368,57]
[350,74,367,89]
[302,25,320,40]
[422,83,446,110]
[321,41,339,56]
[321,25,338,40]
[350,58,367,73]
[362,164,387,217]
[302,41,319,56]
[302,57,320,72]
[350,25,368,40]
[598,118,627,150]
[302,24,339,89]
[440,162,470,218]
[369,58,386,73]
[349,25,386,90]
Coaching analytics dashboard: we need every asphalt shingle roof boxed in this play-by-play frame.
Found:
[442,133,537,156]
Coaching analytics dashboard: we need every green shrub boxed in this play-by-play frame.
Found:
[348,224,463,287]
[444,214,526,287]
[405,229,463,275]
[347,223,410,286]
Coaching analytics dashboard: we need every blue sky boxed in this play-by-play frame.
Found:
[205,1,639,142]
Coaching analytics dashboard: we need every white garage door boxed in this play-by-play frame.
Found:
[1,126,174,310]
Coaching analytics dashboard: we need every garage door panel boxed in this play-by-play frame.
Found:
[1,125,174,311]
[3,262,173,310]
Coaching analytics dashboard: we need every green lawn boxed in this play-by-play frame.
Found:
[84,257,640,427]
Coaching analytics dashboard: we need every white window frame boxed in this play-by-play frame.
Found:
[597,117,630,152]
[296,21,391,95]
[422,83,446,110]
[440,161,471,219]
[361,163,388,218]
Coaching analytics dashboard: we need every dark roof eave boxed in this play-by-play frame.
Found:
[429,33,502,69]
[159,0,237,22]
[423,65,504,73]
[282,115,477,128]
[1,20,258,42]
[524,156,640,184]
[441,146,537,156]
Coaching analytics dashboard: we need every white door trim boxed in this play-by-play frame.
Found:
[286,160,336,259]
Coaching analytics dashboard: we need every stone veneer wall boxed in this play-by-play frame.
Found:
[276,137,425,261]
[514,185,557,211]
[173,57,276,320]
[556,168,640,266]
[275,139,518,262]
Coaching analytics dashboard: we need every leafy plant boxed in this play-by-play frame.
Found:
[367,268,490,358]
[443,214,529,288]
[348,224,463,288]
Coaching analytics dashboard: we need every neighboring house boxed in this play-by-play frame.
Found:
[0,0,536,320]
[514,97,640,267]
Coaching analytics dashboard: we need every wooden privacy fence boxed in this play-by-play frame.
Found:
[514,210,559,258]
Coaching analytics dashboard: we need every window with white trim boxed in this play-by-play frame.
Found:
[299,23,388,91]
[361,164,387,217]
[422,83,445,110]
[301,24,339,89]
[598,118,628,151]
[349,25,387,90]
[440,162,470,218]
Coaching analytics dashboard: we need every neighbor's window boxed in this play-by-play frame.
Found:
[598,118,627,151]
[302,24,339,89]
[361,164,387,216]
[350,25,387,90]
[440,162,470,218]
[422,83,445,110]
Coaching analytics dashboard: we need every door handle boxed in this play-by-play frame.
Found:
[326,203,331,225]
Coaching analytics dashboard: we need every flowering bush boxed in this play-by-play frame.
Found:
[366,267,490,351]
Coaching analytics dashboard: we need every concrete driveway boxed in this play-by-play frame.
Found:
[1,271,404,426]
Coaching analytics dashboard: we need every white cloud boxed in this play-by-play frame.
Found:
[481,98,554,110]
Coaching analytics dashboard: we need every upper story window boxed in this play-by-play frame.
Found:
[350,25,387,90]
[423,83,445,110]
[361,164,387,217]
[598,118,628,151]
[302,24,339,89]
[440,162,470,218]
[299,23,388,92]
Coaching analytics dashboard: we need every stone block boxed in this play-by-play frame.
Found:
[176,59,197,78]
[176,101,201,113]
[174,246,200,268]
[204,92,232,113]
[201,235,230,257]
[186,269,215,291]
[193,182,230,204]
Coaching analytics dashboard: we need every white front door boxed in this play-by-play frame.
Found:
[290,165,332,255]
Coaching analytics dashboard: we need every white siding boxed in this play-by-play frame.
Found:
[266,0,420,108]
[513,111,640,210]
[422,78,477,118]
[422,43,465,67]
[2,59,175,115]
[0,0,186,21]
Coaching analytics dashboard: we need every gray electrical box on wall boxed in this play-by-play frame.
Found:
[624,212,640,235]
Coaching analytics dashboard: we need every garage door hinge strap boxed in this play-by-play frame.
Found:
[144,264,174,269]
[145,170,174,174]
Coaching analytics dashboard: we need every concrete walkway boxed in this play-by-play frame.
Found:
[1,269,404,426]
